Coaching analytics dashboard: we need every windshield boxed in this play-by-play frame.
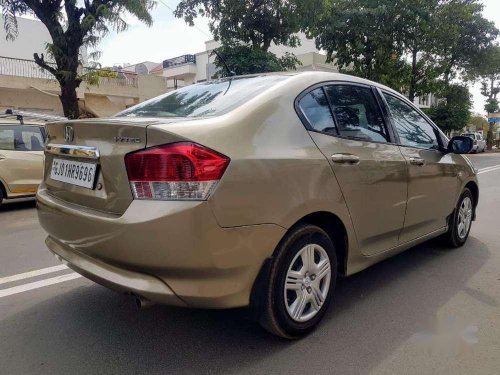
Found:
[116,75,288,118]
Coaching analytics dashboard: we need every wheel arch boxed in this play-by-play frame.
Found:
[276,211,349,277]
[464,180,479,219]
[0,179,7,200]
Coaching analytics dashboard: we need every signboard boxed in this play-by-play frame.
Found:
[489,112,500,123]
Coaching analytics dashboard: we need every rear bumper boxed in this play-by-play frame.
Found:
[37,187,285,308]
[46,236,186,306]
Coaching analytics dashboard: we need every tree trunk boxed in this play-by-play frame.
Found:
[486,119,494,151]
[59,81,80,119]
[409,49,418,102]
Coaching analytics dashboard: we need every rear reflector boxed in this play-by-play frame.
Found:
[125,142,230,200]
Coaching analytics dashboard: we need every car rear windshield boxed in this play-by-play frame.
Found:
[116,75,288,118]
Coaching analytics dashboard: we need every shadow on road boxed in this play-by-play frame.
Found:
[0,199,36,213]
[0,237,490,374]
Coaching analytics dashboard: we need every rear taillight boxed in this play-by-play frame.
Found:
[125,142,230,200]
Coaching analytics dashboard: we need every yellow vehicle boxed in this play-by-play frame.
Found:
[36,73,477,338]
[0,110,63,205]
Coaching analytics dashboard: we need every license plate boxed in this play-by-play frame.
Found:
[50,158,97,189]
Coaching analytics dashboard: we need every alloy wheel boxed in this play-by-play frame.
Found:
[457,196,473,239]
[284,244,331,323]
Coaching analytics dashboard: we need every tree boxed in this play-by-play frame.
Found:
[309,0,497,102]
[212,43,300,77]
[175,0,320,77]
[433,0,498,88]
[1,0,155,118]
[310,0,405,86]
[175,0,322,52]
[468,115,489,132]
[468,46,500,149]
[424,84,472,134]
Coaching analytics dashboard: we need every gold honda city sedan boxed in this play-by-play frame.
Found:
[37,72,477,338]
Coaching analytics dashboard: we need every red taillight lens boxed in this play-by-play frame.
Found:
[125,142,230,200]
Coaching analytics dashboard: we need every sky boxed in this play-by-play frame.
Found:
[97,0,500,115]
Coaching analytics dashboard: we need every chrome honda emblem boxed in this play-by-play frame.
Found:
[64,126,74,143]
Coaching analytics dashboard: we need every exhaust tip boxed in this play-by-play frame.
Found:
[134,296,154,310]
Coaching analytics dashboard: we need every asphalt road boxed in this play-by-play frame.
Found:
[1,153,500,375]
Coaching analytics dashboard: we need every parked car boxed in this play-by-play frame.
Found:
[37,72,477,338]
[0,117,46,205]
[462,132,486,153]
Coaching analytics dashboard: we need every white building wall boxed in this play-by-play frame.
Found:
[0,17,87,63]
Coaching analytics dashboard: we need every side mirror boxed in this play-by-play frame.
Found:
[447,136,474,154]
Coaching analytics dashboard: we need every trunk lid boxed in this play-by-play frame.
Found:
[43,118,183,214]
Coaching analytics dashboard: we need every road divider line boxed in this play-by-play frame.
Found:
[478,165,500,174]
[478,164,500,171]
[0,273,82,298]
[0,264,68,286]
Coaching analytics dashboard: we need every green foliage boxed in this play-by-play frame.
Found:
[468,115,489,132]
[308,0,498,100]
[485,98,499,115]
[212,43,301,77]
[175,0,324,52]
[424,84,472,133]
[1,0,155,118]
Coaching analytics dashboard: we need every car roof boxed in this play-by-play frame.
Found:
[228,71,403,94]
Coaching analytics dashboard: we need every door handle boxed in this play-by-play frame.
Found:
[331,153,360,165]
[0,154,5,160]
[409,157,425,166]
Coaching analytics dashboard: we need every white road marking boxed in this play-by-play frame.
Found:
[0,264,68,286]
[0,273,82,298]
[478,165,500,174]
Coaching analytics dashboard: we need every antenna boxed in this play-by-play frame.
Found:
[211,49,236,78]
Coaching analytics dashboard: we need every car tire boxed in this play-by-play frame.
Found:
[0,185,4,207]
[258,224,337,339]
[443,188,474,248]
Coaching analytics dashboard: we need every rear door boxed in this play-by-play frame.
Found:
[298,83,408,256]
[380,91,458,242]
[0,125,44,196]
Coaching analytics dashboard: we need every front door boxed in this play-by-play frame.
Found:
[297,84,408,256]
[381,92,458,243]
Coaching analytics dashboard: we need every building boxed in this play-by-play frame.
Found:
[0,18,173,117]
[160,36,340,86]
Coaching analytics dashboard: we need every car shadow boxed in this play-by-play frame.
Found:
[0,236,490,374]
[0,199,36,212]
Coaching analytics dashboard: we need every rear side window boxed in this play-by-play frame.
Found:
[298,88,336,134]
[0,125,44,151]
[383,93,439,150]
[325,85,389,143]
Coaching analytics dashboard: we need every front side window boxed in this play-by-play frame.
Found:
[383,93,439,150]
[325,85,389,143]
[298,88,336,134]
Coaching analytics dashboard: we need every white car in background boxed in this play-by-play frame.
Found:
[462,132,486,153]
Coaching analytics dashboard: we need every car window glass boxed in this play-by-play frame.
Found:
[19,126,44,151]
[298,88,336,134]
[383,93,439,149]
[325,85,389,143]
[117,75,287,118]
[0,128,15,150]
